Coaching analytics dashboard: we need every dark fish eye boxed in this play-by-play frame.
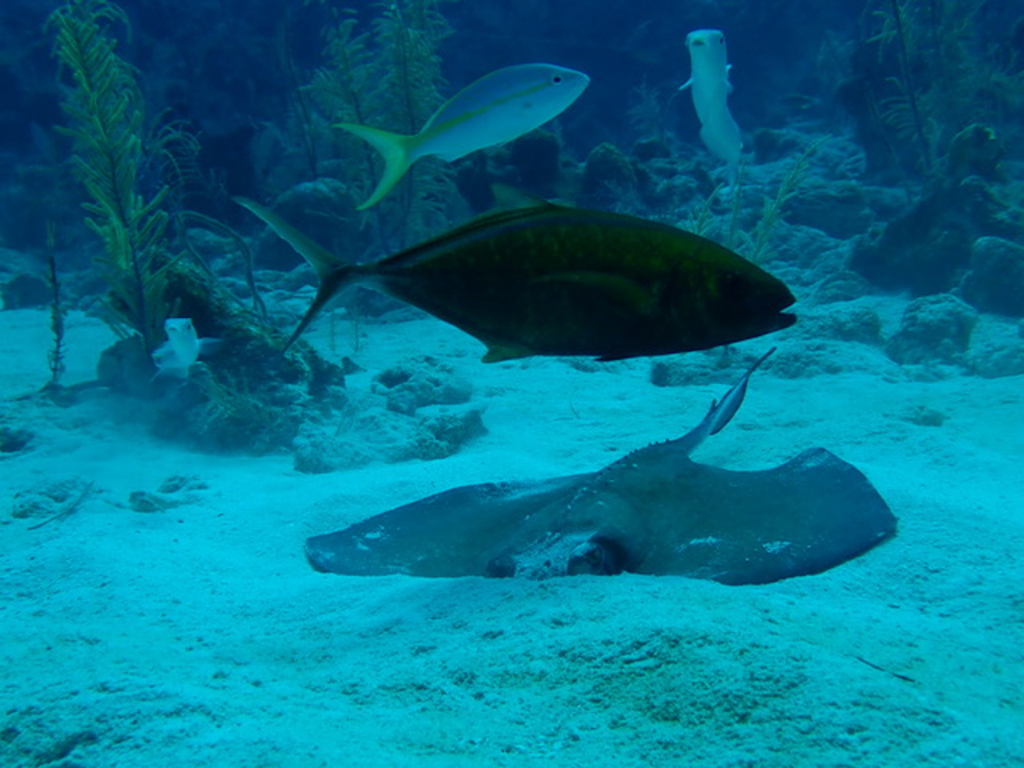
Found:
[719,36,725,44]
[552,75,562,84]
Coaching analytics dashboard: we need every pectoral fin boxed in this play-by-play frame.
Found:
[482,342,534,363]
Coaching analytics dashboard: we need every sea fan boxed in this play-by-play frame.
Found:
[49,0,171,353]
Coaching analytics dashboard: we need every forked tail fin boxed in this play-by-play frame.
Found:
[283,267,358,349]
[335,123,415,210]
[234,196,357,349]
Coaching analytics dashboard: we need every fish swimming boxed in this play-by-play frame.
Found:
[236,196,796,362]
[680,29,742,174]
[339,63,590,209]
[151,318,220,378]
[305,349,897,584]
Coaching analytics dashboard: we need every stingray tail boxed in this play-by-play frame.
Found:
[234,196,360,349]
[336,123,416,210]
[677,347,775,455]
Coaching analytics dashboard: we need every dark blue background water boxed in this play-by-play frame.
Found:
[1,0,1021,248]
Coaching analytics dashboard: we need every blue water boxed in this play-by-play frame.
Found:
[1,1,1022,766]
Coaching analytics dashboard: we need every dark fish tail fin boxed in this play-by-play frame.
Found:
[677,347,775,455]
[285,266,358,349]
[234,196,356,349]
[234,197,343,280]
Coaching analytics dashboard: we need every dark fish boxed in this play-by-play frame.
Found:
[305,350,897,584]
[236,197,796,362]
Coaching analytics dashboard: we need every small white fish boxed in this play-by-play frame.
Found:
[152,318,220,379]
[680,29,742,174]
[338,63,590,210]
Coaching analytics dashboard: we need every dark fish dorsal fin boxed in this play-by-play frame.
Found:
[490,183,560,211]
[446,206,545,236]
[452,187,565,234]
[379,197,564,269]
[437,185,560,242]
[675,347,775,456]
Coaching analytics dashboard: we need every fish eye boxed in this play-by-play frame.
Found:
[552,75,562,84]
[718,36,725,44]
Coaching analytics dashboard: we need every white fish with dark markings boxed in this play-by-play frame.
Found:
[680,29,742,175]
[152,318,220,379]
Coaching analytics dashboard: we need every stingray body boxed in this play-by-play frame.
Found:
[306,352,896,584]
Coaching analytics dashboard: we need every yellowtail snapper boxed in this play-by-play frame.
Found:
[236,196,796,362]
[338,63,590,209]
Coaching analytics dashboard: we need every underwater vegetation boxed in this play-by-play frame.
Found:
[49,0,175,356]
[45,0,346,454]
[835,0,1024,299]
[0,0,1019,463]
[842,0,1023,181]
[286,0,462,252]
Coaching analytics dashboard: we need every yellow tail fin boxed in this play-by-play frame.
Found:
[336,123,415,210]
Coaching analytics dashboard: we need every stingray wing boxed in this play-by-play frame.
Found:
[305,475,585,577]
[630,448,897,584]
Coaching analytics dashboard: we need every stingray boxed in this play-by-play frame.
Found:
[306,350,896,584]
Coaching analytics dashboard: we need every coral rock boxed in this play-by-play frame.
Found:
[885,294,978,365]
[581,143,637,205]
[961,237,1024,317]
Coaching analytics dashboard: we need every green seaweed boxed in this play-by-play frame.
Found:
[173,210,268,320]
[300,0,459,250]
[737,138,824,263]
[305,9,378,189]
[862,0,1023,180]
[683,182,727,240]
[371,1,455,245]
[371,1,449,137]
[44,0,349,455]
[680,139,821,265]
[44,222,67,394]
[626,79,669,147]
[48,0,173,354]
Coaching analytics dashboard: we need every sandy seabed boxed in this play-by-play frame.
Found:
[1,305,1021,768]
